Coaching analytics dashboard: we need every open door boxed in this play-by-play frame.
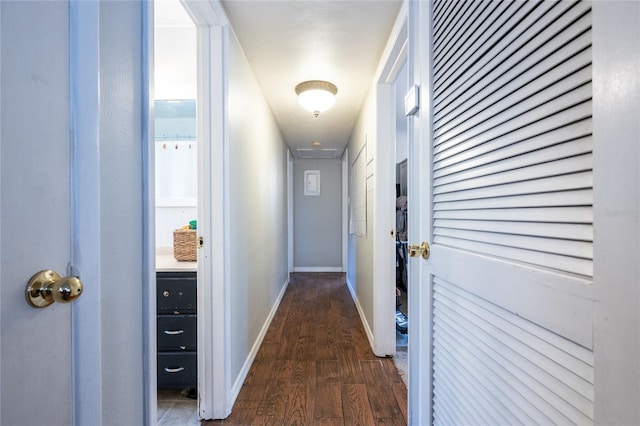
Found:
[1,3,77,424]
[2,1,149,424]
[180,0,231,420]
[407,1,639,424]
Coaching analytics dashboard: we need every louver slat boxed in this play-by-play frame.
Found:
[434,190,592,211]
[434,219,592,241]
[433,206,592,223]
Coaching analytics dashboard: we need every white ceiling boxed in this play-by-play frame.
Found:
[156,0,403,158]
[221,0,403,158]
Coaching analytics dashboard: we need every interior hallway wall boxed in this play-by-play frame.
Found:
[293,158,343,271]
[347,86,376,337]
[227,29,289,391]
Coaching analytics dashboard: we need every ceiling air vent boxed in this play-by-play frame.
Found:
[296,149,338,159]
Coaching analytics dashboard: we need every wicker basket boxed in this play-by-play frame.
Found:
[173,229,197,261]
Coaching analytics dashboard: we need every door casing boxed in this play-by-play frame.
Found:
[146,0,232,421]
[372,3,408,358]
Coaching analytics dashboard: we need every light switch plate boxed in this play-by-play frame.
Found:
[404,84,419,116]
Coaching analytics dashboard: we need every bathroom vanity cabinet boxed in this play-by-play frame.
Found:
[156,268,197,389]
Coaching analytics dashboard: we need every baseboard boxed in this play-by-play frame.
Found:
[293,266,344,272]
[229,277,289,403]
[345,278,377,354]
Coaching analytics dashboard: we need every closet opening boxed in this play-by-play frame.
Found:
[393,60,409,382]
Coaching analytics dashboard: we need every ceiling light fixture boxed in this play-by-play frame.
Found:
[295,80,338,117]
[311,140,323,147]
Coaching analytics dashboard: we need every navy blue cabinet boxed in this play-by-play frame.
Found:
[157,271,196,389]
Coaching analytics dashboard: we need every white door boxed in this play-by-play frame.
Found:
[2,1,150,425]
[1,2,76,424]
[407,1,639,424]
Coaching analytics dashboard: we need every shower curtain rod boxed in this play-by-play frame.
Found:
[155,134,196,141]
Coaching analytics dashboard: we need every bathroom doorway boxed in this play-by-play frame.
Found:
[154,0,199,423]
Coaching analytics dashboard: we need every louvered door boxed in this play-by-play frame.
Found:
[418,0,595,424]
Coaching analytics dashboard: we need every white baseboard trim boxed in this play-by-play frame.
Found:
[346,278,377,354]
[229,277,289,404]
[293,266,344,272]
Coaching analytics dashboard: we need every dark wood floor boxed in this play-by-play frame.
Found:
[204,272,407,425]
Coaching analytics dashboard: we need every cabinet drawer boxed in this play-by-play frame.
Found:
[157,315,196,351]
[157,352,197,389]
[157,272,196,314]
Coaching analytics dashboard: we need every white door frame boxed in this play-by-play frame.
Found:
[342,148,349,272]
[372,3,407,357]
[592,2,640,422]
[406,1,432,424]
[288,149,294,274]
[182,0,231,420]
[71,1,105,423]
[146,0,232,421]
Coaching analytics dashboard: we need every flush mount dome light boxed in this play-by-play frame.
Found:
[295,80,338,117]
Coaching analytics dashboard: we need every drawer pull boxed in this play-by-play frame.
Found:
[164,366,185,373]
[163,329,185,335]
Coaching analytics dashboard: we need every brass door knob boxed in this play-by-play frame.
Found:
[25,269,83,308]
[408,241,430,260]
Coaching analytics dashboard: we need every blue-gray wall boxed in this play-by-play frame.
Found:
[227,31,289,388]
[293,158,343,269]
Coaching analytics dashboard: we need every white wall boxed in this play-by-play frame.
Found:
[347,86,377,337]
[293,158,343,270]
[154,25,196,99]
[226,30,289,388]
[345,7,407,358]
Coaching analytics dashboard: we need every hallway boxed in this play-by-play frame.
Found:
[205,273,407,425]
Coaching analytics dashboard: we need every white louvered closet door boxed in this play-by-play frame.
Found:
[422,0,595,424]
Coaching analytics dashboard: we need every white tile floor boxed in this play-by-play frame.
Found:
[157,389,198,425]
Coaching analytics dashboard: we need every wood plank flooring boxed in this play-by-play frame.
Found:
[204,272,407,426]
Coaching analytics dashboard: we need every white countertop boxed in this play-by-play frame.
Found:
[156,247,197,272]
